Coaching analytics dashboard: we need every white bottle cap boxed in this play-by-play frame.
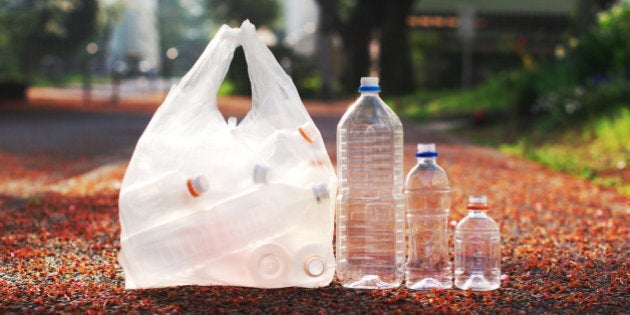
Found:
[187,175,209,198]
[312,183,329,203]
[468,195,489,210]
[416,143,437,158]
[359,77,381,92]
[253,164,270,184]
[292,243,331,279]
[360,77,379,86]
[304,256,326,277]
[469,195,487,204]
[417,143,436,153]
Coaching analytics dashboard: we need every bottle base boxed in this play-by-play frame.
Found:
[342,275,400,289]
[405,277,452,290]
[455,275,500,291]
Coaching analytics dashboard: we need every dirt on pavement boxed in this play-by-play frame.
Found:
[0,89,629,313]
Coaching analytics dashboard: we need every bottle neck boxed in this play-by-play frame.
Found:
[360,91,380,97]
[416,151,438,164]
[417,156,437,164]
[467,205,489,217]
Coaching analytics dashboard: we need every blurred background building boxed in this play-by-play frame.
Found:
[0,0,617,99]
[410,0,582,88]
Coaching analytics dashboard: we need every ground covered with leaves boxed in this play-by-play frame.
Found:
[1,100,629,313]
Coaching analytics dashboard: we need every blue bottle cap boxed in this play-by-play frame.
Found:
[358,77,381,92]
[416,143,438,158]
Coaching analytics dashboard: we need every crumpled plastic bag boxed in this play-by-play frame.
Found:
[118,20,337,289]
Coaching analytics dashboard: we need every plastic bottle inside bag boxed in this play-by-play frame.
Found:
[201,145,259,193]
[253,123,328,187]
[119,171,210,235]
[120,182,327,282]
[286,233,335,282]
[179,230,334,288]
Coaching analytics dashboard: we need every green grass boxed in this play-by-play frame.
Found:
[391,72,526,121]
[31,74,112,87]
[29,71,239,98]
[217,80,236,96]
[395,0,630,195]
[392,80,504,121]
[396,76,630,195]
[498,107,630,194]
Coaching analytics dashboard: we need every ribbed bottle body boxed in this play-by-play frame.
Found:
[405,188,452,289]
[404,147,452,290]
[336,92,404,289]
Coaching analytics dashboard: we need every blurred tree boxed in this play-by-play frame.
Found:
[96,0,125,47]
[204,0,280,95]
[379,0,415,95]
[316,0,416,95]
[158,0,210,76]
[570,0,630,82]
[206,0,279,27]
[576,0,618,35]
[0,0,98,80]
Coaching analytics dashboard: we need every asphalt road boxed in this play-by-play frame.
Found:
[0,107,150,161]
[0,95,458,181]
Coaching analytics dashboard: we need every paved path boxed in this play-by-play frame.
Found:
[1,88,462,196]
[1,89,629,313]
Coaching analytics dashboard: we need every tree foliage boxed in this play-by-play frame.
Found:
[0,0,98,79]
[569,1,630,83]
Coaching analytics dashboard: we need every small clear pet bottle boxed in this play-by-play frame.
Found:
[454,195,500,291]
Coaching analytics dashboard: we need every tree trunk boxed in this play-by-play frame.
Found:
[379,0,415,95]
[315,0,417,94]
[339,0,379,92]
[315,0,338,99]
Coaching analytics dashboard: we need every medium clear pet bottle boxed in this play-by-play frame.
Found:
[404,143,452,290]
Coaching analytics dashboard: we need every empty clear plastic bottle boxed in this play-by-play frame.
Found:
[119,172,209,235]
[404,143,452,290]
[454,195,501,291]
[336,77,405,289]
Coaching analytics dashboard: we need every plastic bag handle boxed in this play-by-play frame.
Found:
[175,20,304,118]
[176,24,242,105]
[144,20,310,138]
[239,21,302,112]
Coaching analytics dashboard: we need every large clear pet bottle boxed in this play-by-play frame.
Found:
[336,77,405,289]
[454,195,501,291]
[404,143,452,290]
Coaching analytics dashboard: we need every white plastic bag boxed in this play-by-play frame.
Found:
[118,20,337,289]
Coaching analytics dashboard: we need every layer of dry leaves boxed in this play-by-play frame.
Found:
[1,100,629,313]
